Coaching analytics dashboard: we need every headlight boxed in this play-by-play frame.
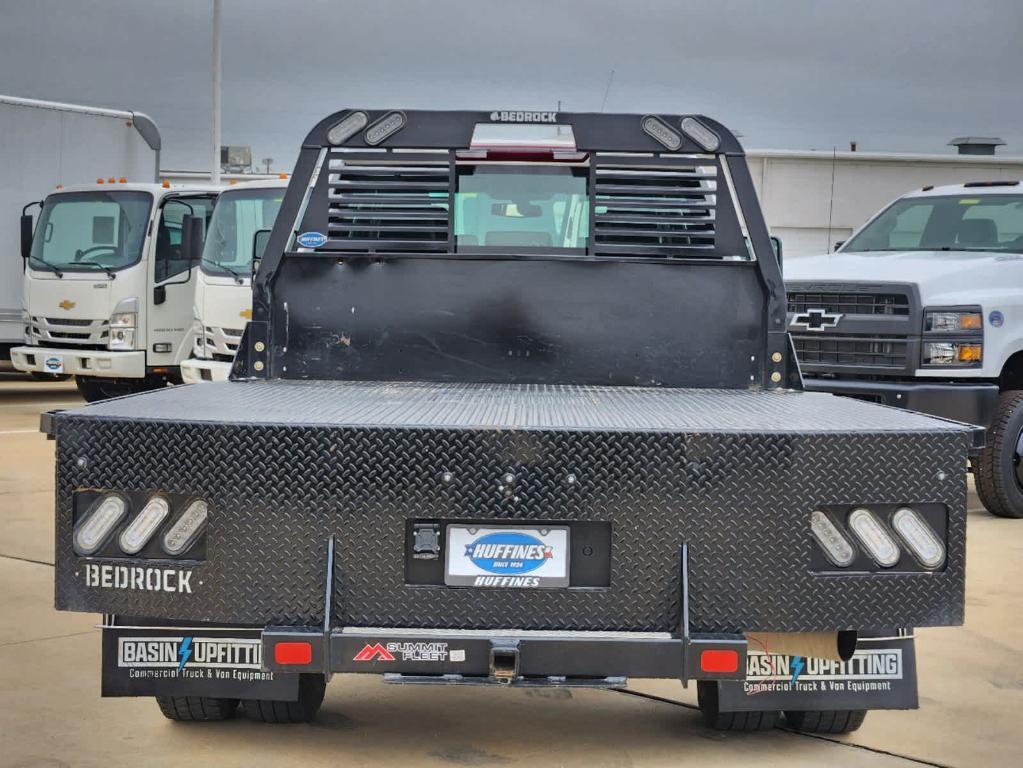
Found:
[108,328,135,350]
[924,310,982,332]
[108,310,136,350]
[922,341,982,366]
[110,311,136,328]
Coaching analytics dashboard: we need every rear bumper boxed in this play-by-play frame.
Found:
[11,345,145,378]
[803,377,993,442]
[263,626,745,682]
[180,357,232,384]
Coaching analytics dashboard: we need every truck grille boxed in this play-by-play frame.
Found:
[792,335,908,368]
[788,291,910,316]
[29,316,109,347]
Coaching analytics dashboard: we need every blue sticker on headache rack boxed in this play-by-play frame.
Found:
[296,231,327,248]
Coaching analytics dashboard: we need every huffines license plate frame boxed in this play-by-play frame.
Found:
[445,525,571,588]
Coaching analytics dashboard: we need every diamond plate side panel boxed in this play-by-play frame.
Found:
[53,418,966,633]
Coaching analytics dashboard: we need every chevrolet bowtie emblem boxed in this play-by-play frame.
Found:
[240,308,253,320]
[790,308,842,331]
[58,299,76,311]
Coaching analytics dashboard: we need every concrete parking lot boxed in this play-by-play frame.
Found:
[1,376,1020,768]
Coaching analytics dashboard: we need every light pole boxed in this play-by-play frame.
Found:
[211,0,222,183]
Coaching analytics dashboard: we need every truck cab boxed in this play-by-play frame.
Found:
[182,179,287,384]
[786,181,1023,517]
[12,181,219,400]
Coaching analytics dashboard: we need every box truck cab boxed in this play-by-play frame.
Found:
[12,181,219,401]
[182,179,287,383]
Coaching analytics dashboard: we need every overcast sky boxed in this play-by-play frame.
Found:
[2,0,1021,172]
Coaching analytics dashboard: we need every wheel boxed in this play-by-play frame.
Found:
[976,390,1023,518]
[156,695,239,721]
[785,709,867,734]
[242,674,326,723]
[697,681,780,731]
[75,375,163,402]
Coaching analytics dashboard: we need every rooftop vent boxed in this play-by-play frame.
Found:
[949,137,1005,156]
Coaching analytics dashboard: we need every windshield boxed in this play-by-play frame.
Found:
[844,194,1023,253]
[201,187,285,277]
[455,165,589,251]
[29,191,152,271]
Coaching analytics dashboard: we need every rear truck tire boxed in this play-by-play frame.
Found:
[784,709,867,734]
[156,695,239,721]
[241,674,326,724]
[975,390,1023,518]
[75,375,164,403]
[697,681,780,731]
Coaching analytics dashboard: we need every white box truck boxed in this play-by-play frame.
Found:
[0,94,161,371]
[182,178,287,383]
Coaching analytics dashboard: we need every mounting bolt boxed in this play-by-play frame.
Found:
[254,341,265,352]
[503,472,515,484]
[254,361,265,372]
[76,457,87,469]
[770,371,782,383]
[937,470,947,481]
[771,352,782,363]
[566,473,577,485]
[441,471,453,483]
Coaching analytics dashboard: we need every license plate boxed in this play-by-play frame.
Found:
[43,355,64,374]
[445,525,570,588]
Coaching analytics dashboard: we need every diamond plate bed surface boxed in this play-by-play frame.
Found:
[51,381,969,634]
[64,379,971,434]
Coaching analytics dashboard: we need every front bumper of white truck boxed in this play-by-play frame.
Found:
[180,357,232,384]
[11,345,146,378]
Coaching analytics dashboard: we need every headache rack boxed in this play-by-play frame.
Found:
[240,110,790,390]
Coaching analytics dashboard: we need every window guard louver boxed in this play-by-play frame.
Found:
[327,150,452,252]
[593,153,720,257]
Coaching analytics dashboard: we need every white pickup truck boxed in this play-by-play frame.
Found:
[786,181,1023,518]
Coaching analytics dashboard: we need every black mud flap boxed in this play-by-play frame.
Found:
[712,634,918,712]
[101,623,300,701]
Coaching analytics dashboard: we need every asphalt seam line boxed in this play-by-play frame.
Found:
[0,552,54,567]
[0,629,96,649]
[613,688,953,768]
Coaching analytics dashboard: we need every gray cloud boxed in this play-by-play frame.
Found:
[2,0,1020,171]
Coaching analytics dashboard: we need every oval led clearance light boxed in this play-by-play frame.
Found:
[810,510,856,567]
[163,499,209,557]
[364,111,407,146]
[680,116,721,152]
[73,494,128,555]
[118,496,171,554]
[326,111,369,146]
[641,115,682,151]
[892,507,945,569]
[847,508,900,567]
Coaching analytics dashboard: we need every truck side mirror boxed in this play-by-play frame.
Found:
[188,216,205,261]
[180,215,205,263]
[153,284,166,305]
[252,229,272,272]
[770,236,783,272]
[20,214,34,260]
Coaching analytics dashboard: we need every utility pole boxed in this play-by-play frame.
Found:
[211,0,222,183]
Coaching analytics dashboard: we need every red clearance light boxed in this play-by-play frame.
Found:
[700,648,739,674]
[274,641,312,665]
